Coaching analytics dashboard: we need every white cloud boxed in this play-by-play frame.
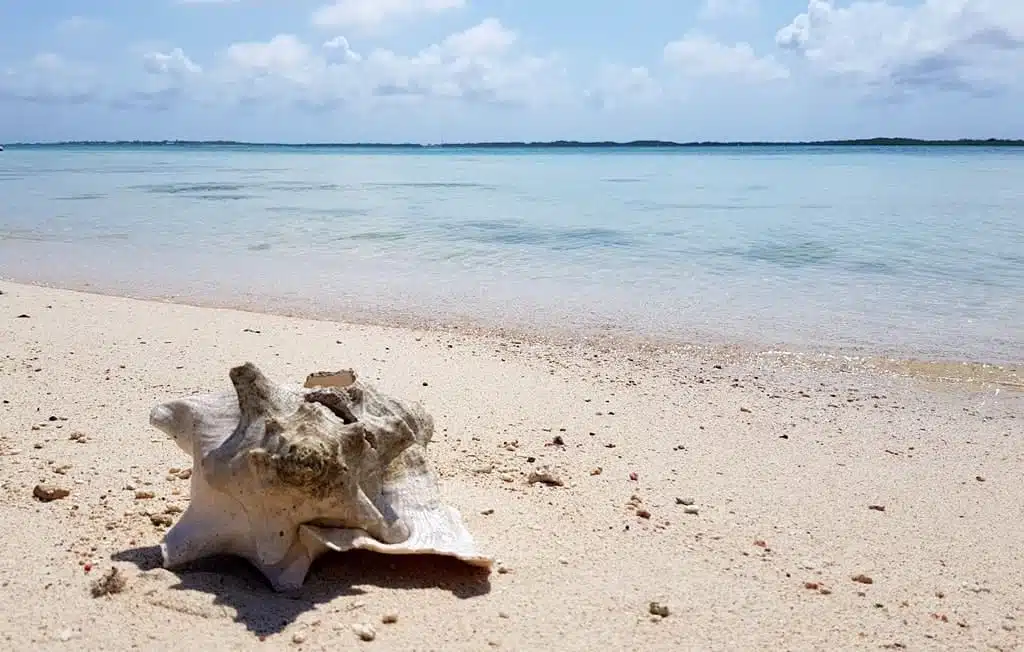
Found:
[323,36,362,63]
[776,0,1024,96]
[700,0,758,19]
[441,17,516,58]
[664,34,789,82]
[584,65,661,110]
[0,53,98,104]
[144,48,202,76]
[360,20,560,107]
[312,0,465,31]
[226,34,314,76]
[183,19,561,110]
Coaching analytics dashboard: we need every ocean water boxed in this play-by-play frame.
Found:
[1,144,1022,364]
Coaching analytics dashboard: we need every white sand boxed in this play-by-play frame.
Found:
[0,281,1021,651]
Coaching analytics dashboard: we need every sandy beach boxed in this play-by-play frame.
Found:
[1,280,1021,651]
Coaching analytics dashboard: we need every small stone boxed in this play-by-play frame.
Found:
[629,471,638,481]
[164,505,183,514]
[527,467,563,487]
[352,623,376,641]
[150,514,173,527]
[975,475,985,482]
[134,490,155,500]
[498,611,509,619]
[552,435,564,446]
[291,631,307,644]
[176,468,192,480]
[676,497,695,506]
[33,484,70,502]
[740,407,751,413]
[868,505,886,512]
[648,602,670,617]
[90,567,127,597]
[381,613,398,624]
[852,574,874,584]
[16,313,30,318]
[499,474,514,483]
[481,508,494,515]
[53,464,72,475]
[636,509,651,519]
[590,467,602,476]
[683,507,699,515]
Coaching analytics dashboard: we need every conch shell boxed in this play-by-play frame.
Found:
[148,362,492,591]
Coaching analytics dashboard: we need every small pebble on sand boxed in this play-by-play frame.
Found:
[381,613,398,624]
[527,467,563,487]
[150,514,173,527]
[852,574,874,585]
[134,490,155,500]
[33,484,70,502]
[352,623,376,641]
[648,602,670,617]
[89,567,127,597]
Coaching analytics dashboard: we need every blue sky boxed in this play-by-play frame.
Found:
[1,0,1022,143]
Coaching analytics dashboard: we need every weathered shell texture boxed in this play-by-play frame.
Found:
[149,362,492,591]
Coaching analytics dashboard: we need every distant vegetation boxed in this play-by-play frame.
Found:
[6,137,1024,148]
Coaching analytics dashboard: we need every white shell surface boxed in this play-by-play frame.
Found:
[148,362,493,591]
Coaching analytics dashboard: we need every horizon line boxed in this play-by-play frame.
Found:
[4,137,1024,148]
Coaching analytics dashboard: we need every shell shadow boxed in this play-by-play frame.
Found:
[112,545,492,636]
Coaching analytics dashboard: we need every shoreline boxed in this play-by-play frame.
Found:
[4,277,1021,391]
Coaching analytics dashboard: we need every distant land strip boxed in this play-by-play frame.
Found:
[4,137,1024,148]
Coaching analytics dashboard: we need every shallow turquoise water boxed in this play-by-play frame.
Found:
[1,145,1022,363]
